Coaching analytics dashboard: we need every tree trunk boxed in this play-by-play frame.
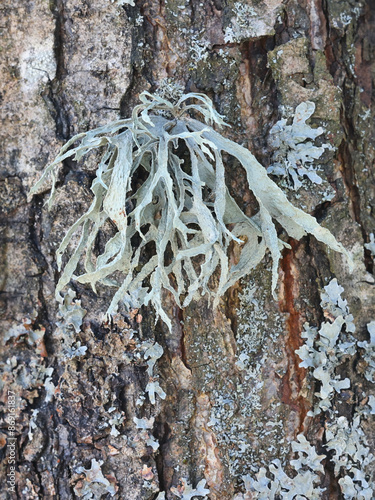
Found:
[1,1,374,499]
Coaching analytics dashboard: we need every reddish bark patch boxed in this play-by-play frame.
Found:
[279,241,309,434]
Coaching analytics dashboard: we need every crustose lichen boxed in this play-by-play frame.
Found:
[29,92,352,329]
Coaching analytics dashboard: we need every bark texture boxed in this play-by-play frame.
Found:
[1,1,374,499]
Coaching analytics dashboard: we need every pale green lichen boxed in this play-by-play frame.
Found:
[365,233,375,256]
[57,288,87,334]
[141,340,166,405]
[243,434,326,499]
[223,2,279,43]
[296,279,356,414]
[295,279,375,499]
[2,318,46,355]
[110,0,134,6]
[55,289,87,359]
[170,478,210,499]
[27,409,39,441]
[30,92,351,329]
[224,4,257,44]
[74,459,116,498]
[43,367,55,402]
[107,406,125,437]
[154,79,185,104]
[243,279,375,499]
[207,274,287,477]
[326,415,374,500]
[131,341,164,451]
[267,101,332,189]
[133,416,159,450]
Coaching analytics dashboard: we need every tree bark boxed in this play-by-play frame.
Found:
[1,1,374,499]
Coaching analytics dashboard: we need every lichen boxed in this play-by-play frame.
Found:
[295,279,375,499]
[43,367,55,402]
[296,279,356,413]
[133,416,159,450]
[141,340,166,405]
[223,1,279,43]
[267,101,332,190]
[242,278,375,499]
[170,478,210,499]
[107,407,125,437]
[55,289,87,359]
[28,409,39,441]
[189,31,210,68]
[206,272,287,477]
[155,79,185,104]
[365,233,375,256]
[57,288,87,334]
[326,414,374,499]
[110,0,134,6]
[30,92,351,329]
[3,319,47,357]
[242,434,326,499]
[131,340,165,450]
[74,459,117,498]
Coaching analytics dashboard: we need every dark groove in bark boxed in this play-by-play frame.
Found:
[141,0,165,86]
[28,196,52,343]
[337,142,362,226]
[120,70,137,119]
[28,198,48,275]
[322,0,373,275]
[153,420,169,496]
[337,141,374,273]
[224,281,242,339]
[48,0,71,141]
[238,36,278,160]
[177,306,191,371]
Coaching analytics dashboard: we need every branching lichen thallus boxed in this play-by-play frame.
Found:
[29,92,352,329]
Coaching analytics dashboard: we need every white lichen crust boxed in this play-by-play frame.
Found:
[30,92,351,328]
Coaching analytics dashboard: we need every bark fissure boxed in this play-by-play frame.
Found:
[49,0,71,141]
[28,196,51,334]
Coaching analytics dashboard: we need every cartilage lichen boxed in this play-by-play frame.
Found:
[30,92,351,328]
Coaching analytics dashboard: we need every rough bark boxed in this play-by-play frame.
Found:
[1,0,374,499]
